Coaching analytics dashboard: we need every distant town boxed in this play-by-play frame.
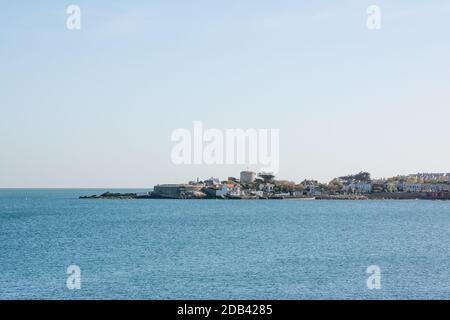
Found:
[80,171,450,200]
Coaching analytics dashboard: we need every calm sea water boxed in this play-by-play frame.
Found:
[1,189,450,300]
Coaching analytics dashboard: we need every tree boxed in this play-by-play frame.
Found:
[339,171,371,183]
[328,178,343,194]
[386,182,397,193]
[276,180,295,192]
[406,176,418,184]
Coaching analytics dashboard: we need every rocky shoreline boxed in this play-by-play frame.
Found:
[79,192,449,200]
[79,191,314,200]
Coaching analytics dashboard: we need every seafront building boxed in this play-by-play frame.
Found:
[343,182,373,194]
[240,171,256,184]
[397,182,450,193]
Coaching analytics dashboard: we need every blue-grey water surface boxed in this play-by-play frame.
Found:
[1,189,449,299]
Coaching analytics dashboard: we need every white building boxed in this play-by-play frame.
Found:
[419,184,449,192]
[216,186,228,197]
[302,180,318,195]
[204,177,220,186]
[344,183,372,194]
[216,183,241,197]
[259,183,275,193]
[396,183,444,192]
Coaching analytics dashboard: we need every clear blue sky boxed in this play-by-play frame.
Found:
[1,1,449,187]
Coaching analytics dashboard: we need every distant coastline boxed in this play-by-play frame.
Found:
[80,171,450,201]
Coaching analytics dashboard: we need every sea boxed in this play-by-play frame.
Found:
[1,189,449,299]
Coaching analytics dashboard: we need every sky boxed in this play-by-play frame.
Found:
[1,0,450,188]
